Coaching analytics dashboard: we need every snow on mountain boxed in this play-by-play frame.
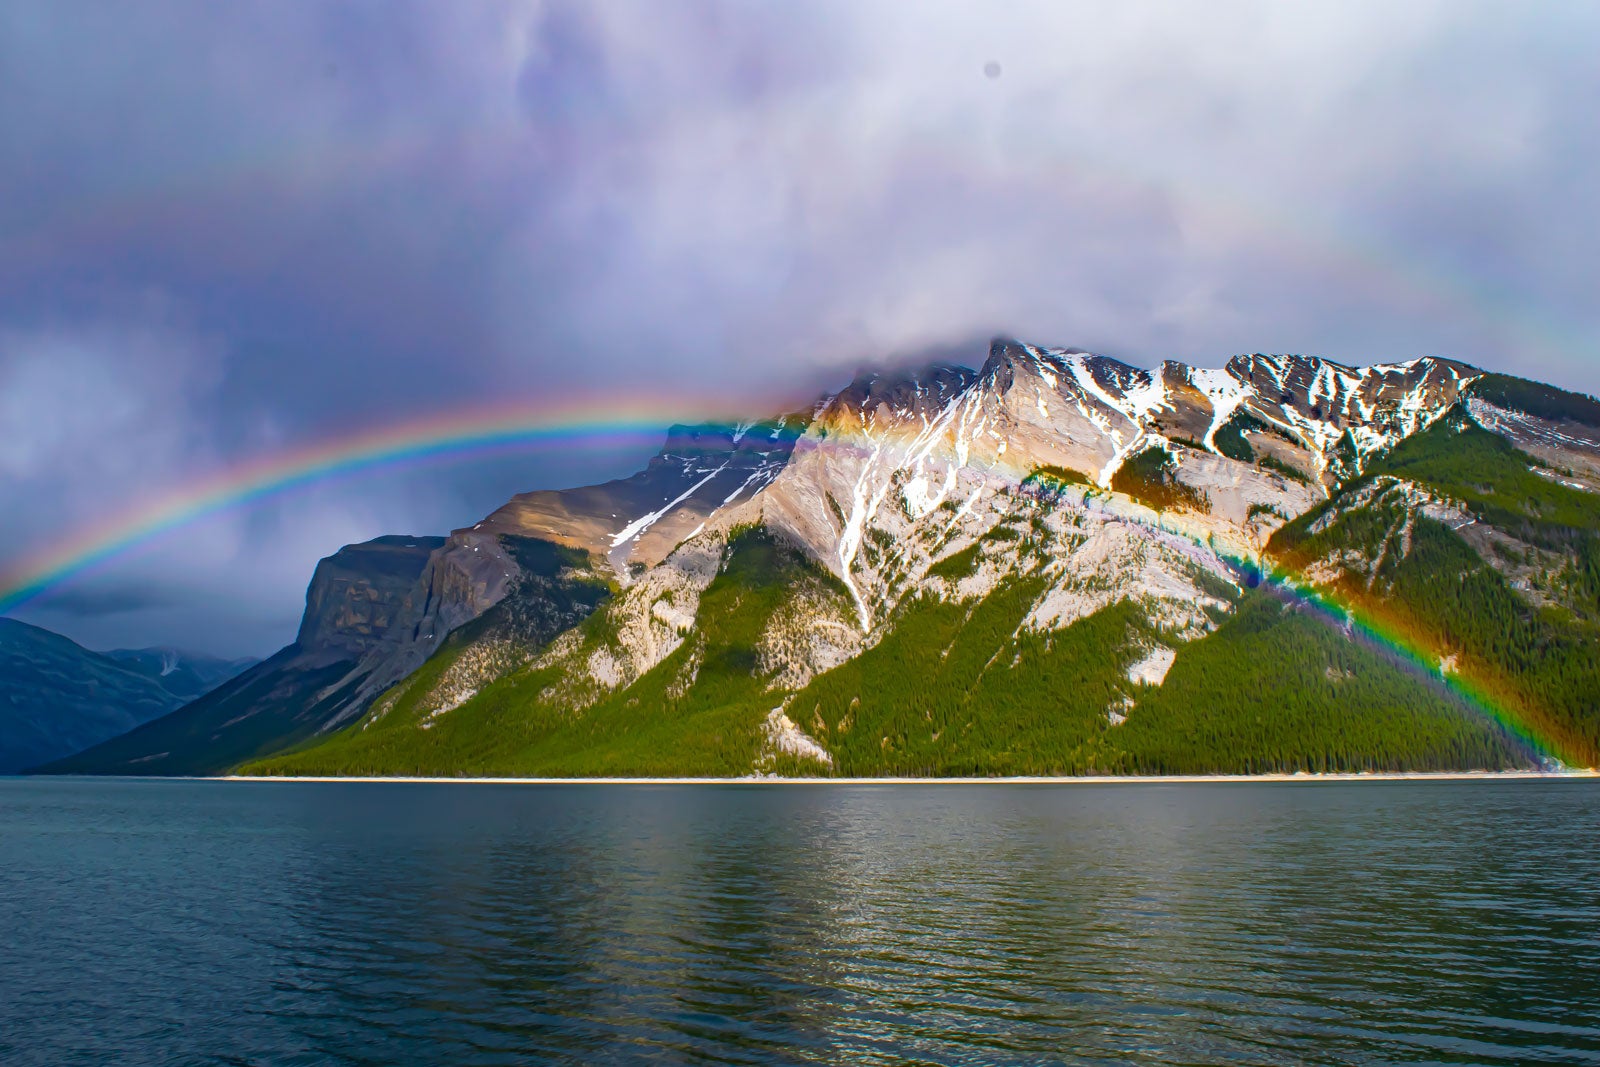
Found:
[329,337,1485,751]
[370,338,1483,686]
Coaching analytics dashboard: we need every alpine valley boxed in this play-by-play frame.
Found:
[38,339,1600,778]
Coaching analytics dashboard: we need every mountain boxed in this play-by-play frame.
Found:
[0,620,196,772]
[48,339,1600,777]
[35,535,456,775]
[100,648,259,703]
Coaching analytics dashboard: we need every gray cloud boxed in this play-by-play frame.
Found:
[2,0,1598,654]
[27,583,184,619]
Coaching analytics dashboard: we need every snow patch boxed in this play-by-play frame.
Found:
[837,438,888,632]
[1190,366,1254,451]
[759,708,833,767]
[1126,646,1177,687]
[902,474,939,519]
[610,462,729,548]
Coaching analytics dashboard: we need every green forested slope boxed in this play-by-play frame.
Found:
[784,586,1146,776]
[1271,410,1600,766]
[1369,411,1600,543]
[781,581,1521,775]
[245,525,1532,777]
[1114,589,1523,773]
[1466,373,1600,426]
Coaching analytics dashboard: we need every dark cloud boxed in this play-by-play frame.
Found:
[26,583,184,619]
[2,0,1598,654]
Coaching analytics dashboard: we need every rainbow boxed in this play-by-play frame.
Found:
[1018,467,1571,767]
[1238,559,1564,767]
[3,401,1577,767]
[0,393,770,617]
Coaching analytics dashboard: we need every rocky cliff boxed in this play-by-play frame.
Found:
[37,535,445,775]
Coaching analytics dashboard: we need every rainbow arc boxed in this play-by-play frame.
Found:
[0,407,1573,764]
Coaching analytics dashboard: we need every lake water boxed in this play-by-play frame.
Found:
[2,778,1598,1066]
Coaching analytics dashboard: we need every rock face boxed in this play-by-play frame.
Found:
[322,419,811,720]
[294,536,447,662]
[736,340,1479,632]
[489,419,806,567]
[38,536,445,775]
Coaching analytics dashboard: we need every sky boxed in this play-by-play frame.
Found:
[2,0,1598,657]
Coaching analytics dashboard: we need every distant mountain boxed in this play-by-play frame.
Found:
[44,339,1600,777]
[38,535,501,776]
[1,620,179,772]
[0,622,259,773]
[101,648,259,703]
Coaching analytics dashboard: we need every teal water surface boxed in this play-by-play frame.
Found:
[1,777,1597,1065]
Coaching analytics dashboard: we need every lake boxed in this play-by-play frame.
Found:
[1,777,1597,1065]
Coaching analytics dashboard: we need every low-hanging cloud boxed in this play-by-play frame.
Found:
[2,0,1597,653]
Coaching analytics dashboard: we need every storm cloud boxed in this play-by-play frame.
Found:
[2,0,1597,654]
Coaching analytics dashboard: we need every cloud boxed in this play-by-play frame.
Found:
[25,583,184,619]
[2,0,1599,652]
[0,300,224,517]
[476,0,1600,386]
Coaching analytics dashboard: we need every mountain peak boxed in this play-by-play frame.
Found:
[830,361,977,416]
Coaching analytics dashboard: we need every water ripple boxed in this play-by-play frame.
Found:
[2,778,1598,1065]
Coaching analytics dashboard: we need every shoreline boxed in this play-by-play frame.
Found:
[214,769,1600,785]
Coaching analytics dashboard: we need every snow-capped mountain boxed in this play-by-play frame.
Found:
[49,338,1600,777]
[426,339,1481,602]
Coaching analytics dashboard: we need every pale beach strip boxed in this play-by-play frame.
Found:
[218,769,1600,784]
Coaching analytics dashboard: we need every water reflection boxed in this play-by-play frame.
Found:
[1,778,1597,1065]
